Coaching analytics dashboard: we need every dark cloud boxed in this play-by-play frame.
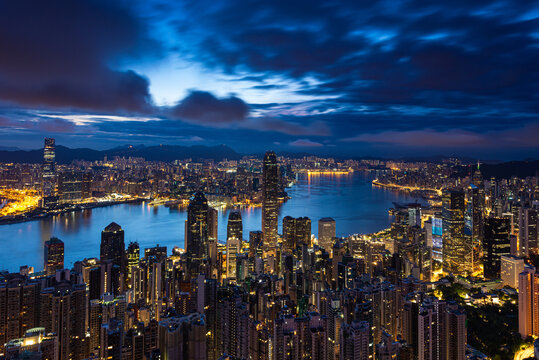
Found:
[176,0,539,129]
[0,0,159,113]
[170,91,249,125]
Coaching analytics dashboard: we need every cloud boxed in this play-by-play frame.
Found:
[0,115,76,133]
[341,124,539,148]
[175,0,538,126]
[243,118,331,136]
[170,91,249,125]
[0,0,159,113]
[289,139,324,147]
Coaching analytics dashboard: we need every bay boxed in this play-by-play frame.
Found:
[0,172,418,272]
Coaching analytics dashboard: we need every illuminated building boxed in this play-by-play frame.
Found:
[0,275,40,355]
[518,266,539,338]
[40,282,88,360]
[339,321,370,360]
[442,189,470,275]
[186,191,210,278]
[100,222,127,276]
[282,216,311,251]
[519,207,538,257]
[500,255,524,289]
[227,211,243,243]
[262,151,280,253]
[3,327,58,360]
[57,171,83,204]
[41,138,57,208]
[226,236,241,280]
[469,184,485,243]
[318,217,336,252]
[44,237,64,276]
[126,241,140,282]
[483,217,511,279]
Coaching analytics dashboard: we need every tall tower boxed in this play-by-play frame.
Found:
[100,222,126,275]
[262,151,280,252]
[186,192,210,278]
[318,217,336,251]
[42,138,57,207]
[483,217,511,279]
[518,266,539,338]
[126,241,140,282]
[227,211,243,242]
[44,237,64,275]
[442,189,469,275]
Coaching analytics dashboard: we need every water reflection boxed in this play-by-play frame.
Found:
[0,172,418,272]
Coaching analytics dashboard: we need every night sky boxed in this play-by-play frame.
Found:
[0,0,537,159]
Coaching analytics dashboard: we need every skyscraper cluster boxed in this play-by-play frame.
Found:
[5,150,539,359]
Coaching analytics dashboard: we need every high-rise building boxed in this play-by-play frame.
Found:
[500,255,525,289]
[518,266,539,338]
[158,313,207,360]
[0,275,40,355]
[186,192,210,278]
[339,321,370,360]
[40,282,88,360]
[41,138,57,208]
[442,189,470,275]
[318,217,336,252]
[226,236,241,280]
[282,216,311,251]
[519,208,538,257]
[100,222,126,275]
[446,306,467,360]
[57,171,90,204]
[483,217,511,278]
[44,237,64,275]
[262,151,280,253]
[126,241,140,282]
[227,211,243,242]
[470,184,485,243]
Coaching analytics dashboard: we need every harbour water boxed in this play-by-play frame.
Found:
[0,172,419,272]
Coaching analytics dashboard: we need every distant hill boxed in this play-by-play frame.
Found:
[455,160,539,179]
[0,144,241,164]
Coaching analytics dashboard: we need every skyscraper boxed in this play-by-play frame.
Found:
[262,151,280,253]
[100,222,126,275]
[158,314,207,360]
[282,216,311,251]
[500,255,524,289]
[44,237,64,275]
[469,184,484,243]
[519,208,538,257]
[126,241,140,282]
[483,217,511,279]
[186,191,210,278]
[227,211,243,243]
[57,170,85,204]
[318,217,336,251]
[518,266,539,338]
[41,138,57,208]
[442,189,469,275]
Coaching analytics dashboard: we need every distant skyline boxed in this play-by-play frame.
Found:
[0,0,538,159]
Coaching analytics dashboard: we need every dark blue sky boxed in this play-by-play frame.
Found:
[0,0,537,159]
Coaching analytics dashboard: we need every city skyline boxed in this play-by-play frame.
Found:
[0,0,538,159]
[0,0,539,358]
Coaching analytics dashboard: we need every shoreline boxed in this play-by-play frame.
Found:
[0,198,144,226]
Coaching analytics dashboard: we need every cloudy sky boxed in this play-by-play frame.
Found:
[0,0,537,159]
